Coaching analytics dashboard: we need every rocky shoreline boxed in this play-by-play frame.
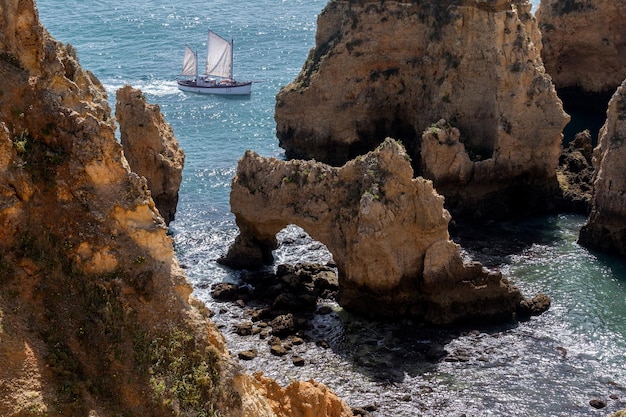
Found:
[2,0,626,415]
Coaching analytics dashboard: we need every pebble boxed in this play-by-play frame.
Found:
[292,356,306,366]
[316,340,330,349]
[291,336,305,345]
[234,321,253,336]
[270,344,288,356]
[238,350,257,361]
[589,398,606,409]
[317,305,334,315]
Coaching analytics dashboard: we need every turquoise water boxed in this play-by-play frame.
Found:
[36,1,626,416]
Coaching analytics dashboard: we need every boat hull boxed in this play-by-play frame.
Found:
[177,80,252,95]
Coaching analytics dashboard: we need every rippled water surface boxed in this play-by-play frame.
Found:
[37,1,626,415]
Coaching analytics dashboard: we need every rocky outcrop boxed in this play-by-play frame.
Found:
[116,84,185,225]
[233,373,353,417]
[579,80,626,254]
[222,139,548,324]
[275,0,568,219]
[537,0,626,94]
[556,129,594,213]
[0,1,351,416]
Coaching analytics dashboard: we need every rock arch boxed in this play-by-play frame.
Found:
[221,139,547,324]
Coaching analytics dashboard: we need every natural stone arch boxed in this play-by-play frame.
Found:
[220,139,547,324]
[273,225,334,266]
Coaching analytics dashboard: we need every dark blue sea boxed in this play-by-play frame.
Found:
[37,1,626,415]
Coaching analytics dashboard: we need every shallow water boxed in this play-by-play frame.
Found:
[36,1,626,415]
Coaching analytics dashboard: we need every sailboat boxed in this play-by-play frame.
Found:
[177,30,252,95]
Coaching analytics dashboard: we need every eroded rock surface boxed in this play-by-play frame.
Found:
[579,81,626,254]
[0,1,351,416]
[275,0,568,219]
[537,0,626,94]
[556,129,594,213]
[116,84,185,225]
[222,139,547,324]
[234,372,353,417]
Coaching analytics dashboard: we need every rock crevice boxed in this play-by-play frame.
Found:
[579,80,626,255]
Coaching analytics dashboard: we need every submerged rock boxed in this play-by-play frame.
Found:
[579,80,626,255]
[222,138,547,324]
[275,0,568,220]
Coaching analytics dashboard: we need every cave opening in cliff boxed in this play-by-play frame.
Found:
[356,117,419,173]
[558,86,614,146]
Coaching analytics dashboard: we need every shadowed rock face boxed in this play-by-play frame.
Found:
[275,0,568,220]
[116,85,185,225]
[537,0,626,95]
[537,0,626,144]
[222,139,546,324]
[579,81,626,255]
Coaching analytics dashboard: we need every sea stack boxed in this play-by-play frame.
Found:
[579,81,626,255]
[116,84,185,225]
[275,0,569,220]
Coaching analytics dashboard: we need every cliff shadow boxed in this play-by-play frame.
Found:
[558,86,613,145]
[449,214,567,268]
[305,305,520,385]
[212,224,524,386]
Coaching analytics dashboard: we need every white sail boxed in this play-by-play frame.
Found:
[205,30,233,79]
[181,45,197,76]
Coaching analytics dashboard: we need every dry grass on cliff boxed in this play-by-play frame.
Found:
[0,229,236,416]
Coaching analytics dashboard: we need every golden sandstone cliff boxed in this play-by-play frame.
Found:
[116,85,185,226]
[537,0,626,95]
[579,81,626,254]
[536,0,626,257]
[0,0,352,416]
[1,0,623,414]
[275,0,569,220]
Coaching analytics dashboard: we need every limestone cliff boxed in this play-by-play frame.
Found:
[579,80,626,255]
[116,85,185,225]
[537,0,626,94]
[0,1,352,416]
[275,0,568,219]
[222,139,548,324]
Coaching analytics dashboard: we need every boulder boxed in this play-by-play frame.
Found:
[116,85,185,225]
[222,139,546,324]
[579,80,626,254]
[275,0,568,220]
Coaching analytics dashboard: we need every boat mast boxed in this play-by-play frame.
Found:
[230,38,234,80]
